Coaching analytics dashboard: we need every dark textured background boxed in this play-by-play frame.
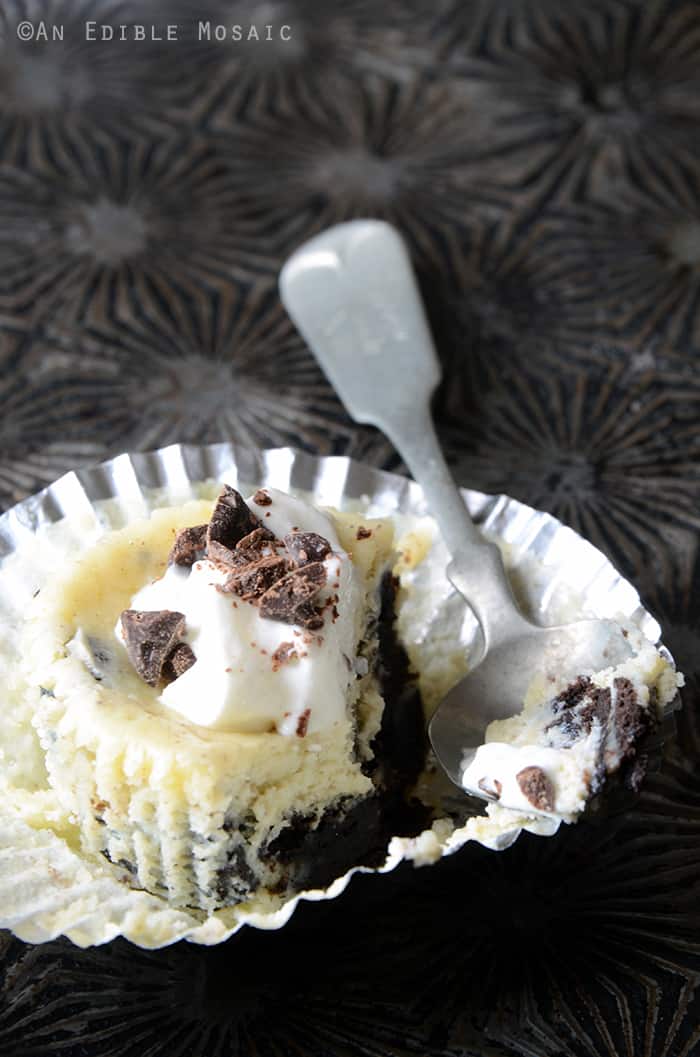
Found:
[1,1,699,1054]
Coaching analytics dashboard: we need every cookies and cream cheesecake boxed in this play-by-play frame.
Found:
[22,485,427,912]
[460,628,678,819]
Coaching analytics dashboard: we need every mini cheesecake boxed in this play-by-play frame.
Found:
[23,485,427,912]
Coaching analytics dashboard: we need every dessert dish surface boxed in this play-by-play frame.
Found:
[0,446,682,950]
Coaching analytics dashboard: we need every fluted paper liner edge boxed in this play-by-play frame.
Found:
[0,443,679,948]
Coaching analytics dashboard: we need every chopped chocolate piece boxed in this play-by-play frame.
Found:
[236,526,275,552]
[259,562,327,624]
[169,524,207,566]
[221,556,288,601]
[296,709,311,737]
[207,485,260,552]
[207,527,279,572]
[284,531,332,566]
[207,539,237,567]
[120,609,186,687]
[163,642,197,682]
[355,526,372,540]
[252,489,272,506]
[613,677,648,759]
[516,766,555,812]
[477,777,502,800]
[293,602,325,630]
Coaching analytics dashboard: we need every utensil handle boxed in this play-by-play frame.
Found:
[382,405,519,636]
[279,220,518,635]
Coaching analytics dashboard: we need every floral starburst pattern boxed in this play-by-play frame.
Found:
[23,284,356,460]
[205,75,511,275]
[0,133,279,331]
[442,361,700,587]
[0,0,700,1055]
[433,0,700,206]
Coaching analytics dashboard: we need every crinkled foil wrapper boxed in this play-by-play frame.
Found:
[0,443,680,948]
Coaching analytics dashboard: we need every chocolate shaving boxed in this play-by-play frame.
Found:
[355,526,372,540]
[516,766,555,812]
[296,709,311,738]
[169,524,207,566]
[221,556,288,601]
[120,609,186,687]
[259,562,327,624]
[252,489,272,506]
[162,642,197,681]
[207,485,260,552]
[271,641,298,671]
[284,531,332,566]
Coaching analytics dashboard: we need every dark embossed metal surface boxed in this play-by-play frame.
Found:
[0,1,698,1054]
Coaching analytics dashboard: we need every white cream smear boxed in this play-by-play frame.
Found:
[113,489,362,736]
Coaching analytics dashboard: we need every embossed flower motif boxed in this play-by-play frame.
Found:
[0,134,278,329]
[348,811,700,1056]
[0,346,109,507]
[29,285,354,460]
[441,362,700,585]
[151,0,444,126]
[530,183,700,358]
[0,0,200,159]
[206,76,508,274]
[634,539,700,771]
[0,908,456,1057]
[434,0,700,204]
[419,209,630,385]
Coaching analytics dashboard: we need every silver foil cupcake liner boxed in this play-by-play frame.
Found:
[0,443,681,948]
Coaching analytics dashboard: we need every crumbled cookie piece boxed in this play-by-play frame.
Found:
[169,524,208,567]
[284,531,332,566]
[613,677,648,760]
[516,766,555,812]
[120,609,187,687]
[252,489,272,506]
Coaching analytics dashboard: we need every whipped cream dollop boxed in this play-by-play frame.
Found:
[115,489,363,736]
